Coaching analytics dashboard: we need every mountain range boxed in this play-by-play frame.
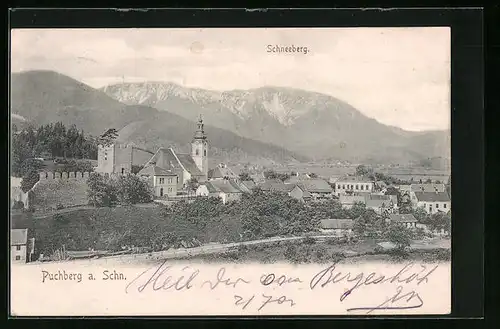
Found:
[10,70,450,167]
[102,81,450,164]
[10,70,307,166]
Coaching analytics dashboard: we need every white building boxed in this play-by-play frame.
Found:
[196,180,244,204]
[413,191,451,214]
[334,176,374,197]
[11,229,28,263]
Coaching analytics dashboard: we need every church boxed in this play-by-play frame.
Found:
[96,116,209,195]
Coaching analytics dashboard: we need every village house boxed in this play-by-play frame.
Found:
[339,194,366,209]
[196,180,244,204]
[137,165,178,198]
[334,175,374,197]
[11,228,28,263]
[289,184,313,203]
[320,219,354,237]
[386,214,419,229]
[365,194,398,215]
[413,191,451,214]
[408,183,446,204]
[297,179,333,200]
[208,163,239,181]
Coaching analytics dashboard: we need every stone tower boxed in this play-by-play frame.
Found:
[191,115,208,179]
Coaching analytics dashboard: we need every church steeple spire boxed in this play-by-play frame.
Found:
[193,114,206,140]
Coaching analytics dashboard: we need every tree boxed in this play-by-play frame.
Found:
[98,128,119,147]
[356,165,373,177]
[386,223,412,252]
[185,177,199,194]
[21,170,40,192]
[115,175,153,205]
[412,207,428,222]
[131,165,144,175]
[263,169,289,182]
[348,201,366,220]
[87,173,116,207]
[427,212,451,235]
[239,172,252,181]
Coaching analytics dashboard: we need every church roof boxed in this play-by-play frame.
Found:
[145,148,203,176]
[138,165,176,177]
[176,154,203,176]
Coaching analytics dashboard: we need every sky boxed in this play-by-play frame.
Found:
[11,27,450,131]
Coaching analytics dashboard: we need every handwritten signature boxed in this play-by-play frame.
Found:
[346,286,424,314]
[310,262,438,301]
[125,260,250,294]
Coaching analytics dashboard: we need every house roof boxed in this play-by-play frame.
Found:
[11,228,28,245]
[414,191,450,202]
[336,175,373,183]
[320,219,354,230]
[293,185,312,198]
[339,195,366,204]
[298,179,333,193]
[388,214,418,223]
[208,166,238,180]
[137,165,176,176]
[203,180,243,194]
[366,199,391,208]
[176,154,204,176]
[145,148,203,176]
[411,183,446,193]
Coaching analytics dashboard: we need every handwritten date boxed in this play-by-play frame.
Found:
[234,294,296,311]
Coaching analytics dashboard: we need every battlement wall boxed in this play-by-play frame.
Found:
[39,171,93,180]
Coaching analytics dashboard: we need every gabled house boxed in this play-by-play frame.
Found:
[208,163,239,181]
[339,195,366,209]
[289,184,313,203]
[137,165,178,198]
[196,180,244,204]
[364,194,398,215]
[386,214,418,229]
[298,179,333,200]
[413,191,451,214]
[11,228,28,263]
[320,219,354,236]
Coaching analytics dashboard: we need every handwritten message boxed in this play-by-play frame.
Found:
[10,261,451,316]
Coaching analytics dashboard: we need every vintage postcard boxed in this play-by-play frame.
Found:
[10,27,451,316]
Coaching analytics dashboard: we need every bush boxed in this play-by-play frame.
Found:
[56,203,65,210]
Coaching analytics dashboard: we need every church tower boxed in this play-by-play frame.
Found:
[191,115,208,179]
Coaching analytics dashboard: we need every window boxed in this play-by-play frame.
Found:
[204,150,207,156]
[177,177,179,184]
[342,185,345,189]
[444,204,447,209]
[160,188,164,197]
[168,188,172,193]
[366,184,370,190]
[196,149,199,155]
[361,185,364,190]
[121,168,125,174]
[168,178,172,184]
[436,203,439,208]
[159,178,165,184]
[16,245,21,251]
[355,184,359,190]
[15,256,20,260]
